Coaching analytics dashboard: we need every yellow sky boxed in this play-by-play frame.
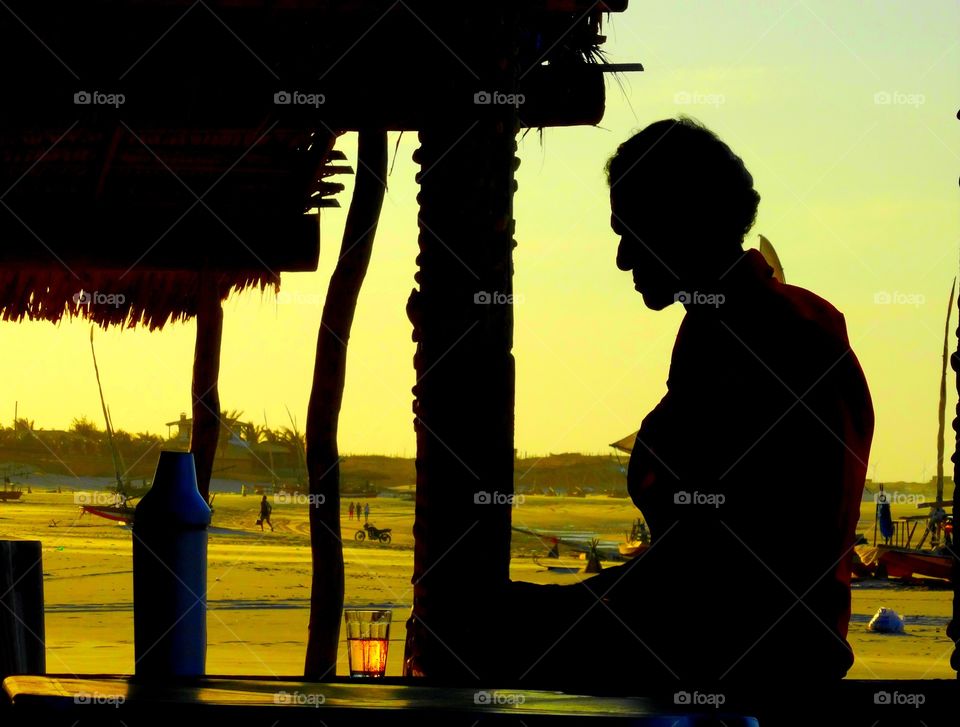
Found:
[2,2,957,483]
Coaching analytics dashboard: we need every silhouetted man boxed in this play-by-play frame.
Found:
[499,118,874,690]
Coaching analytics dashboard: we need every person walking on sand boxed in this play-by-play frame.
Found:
[258,495,274,532]
[364,502,370,523]
[348,501,355,520]
[356,501,362,521]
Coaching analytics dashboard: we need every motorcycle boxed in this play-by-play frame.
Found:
[355,522,392,544]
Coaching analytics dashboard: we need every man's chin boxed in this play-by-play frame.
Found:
[639,288,677,311]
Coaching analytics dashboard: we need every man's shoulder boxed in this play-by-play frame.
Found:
[767,281,849,344]
[677,280,849,347]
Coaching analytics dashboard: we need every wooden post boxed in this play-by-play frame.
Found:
[404,3,519,681]
[951,267,960,677]
[304,130,387,680]
[190,272,223,505]
[0,540,45,680]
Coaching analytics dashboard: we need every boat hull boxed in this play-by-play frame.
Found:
[81,505,136,524]
[855,544,952,582]
[618,542,649,559]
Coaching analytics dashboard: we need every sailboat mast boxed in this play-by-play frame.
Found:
[936,280,956,505]
[90,327,124,492]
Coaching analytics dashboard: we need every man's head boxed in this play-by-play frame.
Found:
[606,117,760,310]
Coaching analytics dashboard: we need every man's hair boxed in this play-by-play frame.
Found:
[606,117,760,245]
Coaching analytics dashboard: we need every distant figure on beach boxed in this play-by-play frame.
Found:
[356,501,362,521]
[258,495,274,532]
[349,501,355,520]
[364,502,370,523]
[499,117,875,688]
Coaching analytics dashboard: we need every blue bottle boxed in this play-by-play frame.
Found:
[133,451,212,677]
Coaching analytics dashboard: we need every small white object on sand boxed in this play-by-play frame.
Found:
[868,607,905,634]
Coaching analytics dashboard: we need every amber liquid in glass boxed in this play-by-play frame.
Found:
[347,637,388,677]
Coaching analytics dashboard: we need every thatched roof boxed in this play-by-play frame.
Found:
[0,268,277,331]
[0,123,345,329]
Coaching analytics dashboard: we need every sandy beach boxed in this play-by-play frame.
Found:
[1,490,952,680]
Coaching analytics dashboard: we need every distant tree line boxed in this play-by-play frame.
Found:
[0,411,306,467]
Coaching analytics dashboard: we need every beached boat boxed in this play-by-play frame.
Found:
[855,485,954,583]
[0,483,23,501]
[0,469,28,501]
[618,541,649,559]
[80,502,136,524]
[876,548,952,581]
[855,281,956,583]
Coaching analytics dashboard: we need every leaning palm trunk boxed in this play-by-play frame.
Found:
[936,279,955,507]
[191,272,223,505]
[304,130,387,679]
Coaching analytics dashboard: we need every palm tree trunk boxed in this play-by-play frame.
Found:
[190,273,222,505]
[403,3,519,680]
[304,130,388,679]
